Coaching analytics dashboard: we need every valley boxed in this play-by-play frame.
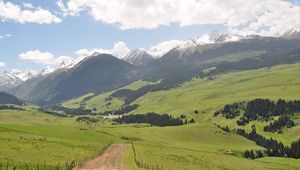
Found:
[2,1,300,169]
[1,61,300,169]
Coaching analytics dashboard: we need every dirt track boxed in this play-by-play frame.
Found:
[76,144,131,170]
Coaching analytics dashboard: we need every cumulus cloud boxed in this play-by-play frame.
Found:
[111,41,130,57]
[75,41,130,58]
[19,50,55,65]
[19,41,130,68]
[0,0,62,24]
[19,50,76,67]
[57,0,300,35]
[0,61,6,68]
[75,48,110,58]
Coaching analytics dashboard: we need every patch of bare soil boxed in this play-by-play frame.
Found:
[76,144,131,170]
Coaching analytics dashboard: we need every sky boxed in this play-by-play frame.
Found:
[0,0,300,72]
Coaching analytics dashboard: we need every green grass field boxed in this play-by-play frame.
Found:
[62,80,159,112]
[1,108,300,169]
[2,63,300,169]
[132,63,300,115]
[0,110,118,168]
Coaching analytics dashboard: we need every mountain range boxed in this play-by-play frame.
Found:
[2,30,300,105]
[0,70,37,92]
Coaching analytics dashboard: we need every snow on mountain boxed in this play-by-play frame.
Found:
[148,40,184,58]
[148,31,245,57]
[10,69,38,81]
[0,71,23,91]
[280,28,300,39]
[39,67,56,76]
[122,49,155,66]
[177,31,243,50]
[0,69,39,92]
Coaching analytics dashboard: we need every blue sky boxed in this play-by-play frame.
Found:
[0,0,300,71]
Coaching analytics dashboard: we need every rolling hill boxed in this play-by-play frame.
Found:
[0,92,23,105]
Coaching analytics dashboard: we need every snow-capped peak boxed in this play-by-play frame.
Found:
[279,28,300,39]
[123,48,148,59]
[10,69,38,81]
[123,49,155,66]
[148,31,245,57]
[176,31,244,50]
[0,71,23,92]
[39,67,56,76]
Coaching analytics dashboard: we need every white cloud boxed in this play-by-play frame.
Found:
[0,61,6,68]
[75,41,130,58]
[18,41,130,68]
[111,41,130,57]
[58,0,300,35]
[0,33,11,39]
[0,0,62,24]
[19,50,55,65]
[19,50,76,67]
[75,48,110,58]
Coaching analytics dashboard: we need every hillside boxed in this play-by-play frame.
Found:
[14,54,140,105]
[131,63,300,115]
[0,92,23,105]
[61,62,300,148]
[96,37,300,109]
[63,80,159,113]
[64,63,300,117]
[144,37,300,83]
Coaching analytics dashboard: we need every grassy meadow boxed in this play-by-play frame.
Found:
[1,63,300,169]
[132,63,300,115]
[2,109,300,169]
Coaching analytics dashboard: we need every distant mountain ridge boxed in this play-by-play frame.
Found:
[280,28,300,39]
[0,92,23,105]
[14,54,140,105]
[10,33,300,106]
[0,70,37,92]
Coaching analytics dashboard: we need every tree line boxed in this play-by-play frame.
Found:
[263,116,295,133]
[114,112,195,127]
[39,105,93,116]
[244,98,300,120]
[235,127,300,159]
[0,105,25,111]
[76,116,99,123]
[214,102,244,119]
[99,104,139,115]
[215,98,300,127]
[40,104,139,117]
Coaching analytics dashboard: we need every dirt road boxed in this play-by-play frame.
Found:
[76,144,131,170]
